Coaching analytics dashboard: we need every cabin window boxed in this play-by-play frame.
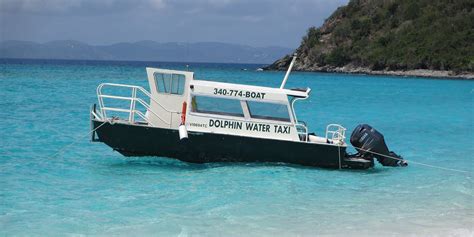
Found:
[154,73,185,95]
[247,101,291,122]
[191,96,244,117]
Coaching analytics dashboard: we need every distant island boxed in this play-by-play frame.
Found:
[0,40,292,64]
[265,0,474,79]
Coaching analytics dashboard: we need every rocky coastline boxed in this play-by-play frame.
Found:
[264,58,474,80]
[265,0,473,80]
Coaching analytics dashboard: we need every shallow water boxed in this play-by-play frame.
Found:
[0,59,473,236]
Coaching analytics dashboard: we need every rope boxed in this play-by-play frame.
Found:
[47,120,109,159]
[356,147,470,174]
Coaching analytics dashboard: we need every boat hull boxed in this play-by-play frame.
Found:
[92,120,372,169]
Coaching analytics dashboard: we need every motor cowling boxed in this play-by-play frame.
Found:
[350,124,407,167]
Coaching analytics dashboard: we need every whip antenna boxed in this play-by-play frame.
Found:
[280,53,297,89]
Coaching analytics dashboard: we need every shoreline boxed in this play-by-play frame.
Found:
[319,67,474,80]
[265,66,474,80]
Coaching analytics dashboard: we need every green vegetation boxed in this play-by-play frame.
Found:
[298,0,474,72]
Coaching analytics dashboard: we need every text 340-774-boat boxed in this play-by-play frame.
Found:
[90,55,407,169]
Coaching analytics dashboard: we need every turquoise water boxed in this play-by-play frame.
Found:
[1,59,473,236]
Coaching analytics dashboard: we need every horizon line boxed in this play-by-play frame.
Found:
[0,57,276,66]
[0,39,295,50]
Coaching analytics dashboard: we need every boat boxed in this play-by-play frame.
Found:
[90,55,407,169]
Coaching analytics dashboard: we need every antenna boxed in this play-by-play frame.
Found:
[280,53,297,89]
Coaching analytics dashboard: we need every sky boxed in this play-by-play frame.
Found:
[0,0,349,48]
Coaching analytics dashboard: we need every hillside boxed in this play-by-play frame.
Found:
[266,0,474,78]
[0,40,292,64]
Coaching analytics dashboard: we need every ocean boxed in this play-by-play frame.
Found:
[0,59,473,236]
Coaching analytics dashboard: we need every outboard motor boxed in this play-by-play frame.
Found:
[350,124,407,167]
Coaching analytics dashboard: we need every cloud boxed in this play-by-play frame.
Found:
[0,0,349,47]
[0,0,166,14]
[0,0,81,13]
[1,0,346,15]
[148,0,166,10]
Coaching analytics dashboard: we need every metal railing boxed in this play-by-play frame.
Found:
[290,96,310,142]
[295,122,308,142]
[325,124,346,144]
[96,83,179,127]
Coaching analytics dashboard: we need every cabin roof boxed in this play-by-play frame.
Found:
[190,79,310,98]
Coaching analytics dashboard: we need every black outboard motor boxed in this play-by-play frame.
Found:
[350,124,407,167]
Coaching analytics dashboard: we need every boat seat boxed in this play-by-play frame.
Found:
[308,135,331,144]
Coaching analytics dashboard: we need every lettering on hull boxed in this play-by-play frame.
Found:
[207,119,291,134]
[208,119,243,130]
[274,125,290,134]
[188,122,208,128]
